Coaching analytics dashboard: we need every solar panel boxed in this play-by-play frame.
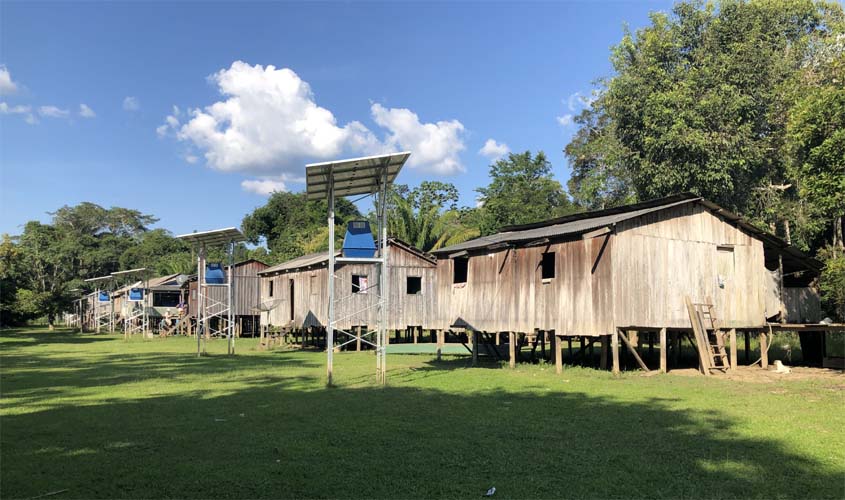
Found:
[176,227,245,247]
[305,152,410,201]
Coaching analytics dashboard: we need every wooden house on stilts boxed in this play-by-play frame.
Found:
[184,259,269,337]
[258,238,438,348]
[430,194,823,374]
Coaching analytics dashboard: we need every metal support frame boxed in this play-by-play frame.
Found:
[84,275,116,334]
[112,268,149,338]
[307,152,408,386]
[326,178,389,384]
[194,241,237,357]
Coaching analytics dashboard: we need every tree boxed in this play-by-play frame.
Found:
[13,222,77,327]
[242,191,362,262]
[51,202,157,237]
[476,151,575,235]
[0,234,23,326]
[567,0,842,228]
[565,102,637,209]
[119,229,193,275]
[386,191,479,252]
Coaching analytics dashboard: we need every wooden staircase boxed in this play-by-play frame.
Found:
[685,296,731,375]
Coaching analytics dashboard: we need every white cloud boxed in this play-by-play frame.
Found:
[565,91,597,112]
[157,110,181,137]
[241,177,288,196]
[162,61,374,173]
[559,90,598,128]
[557,114,573,127]
[79,103,95,118]
[184,154,198,164]
[370,103,465,175]
[0,102,30,114]
[38,105,69,118]
[123,96,140,111]
[161,61,467,175]
[0,101,36,124]
[0,66,18,95]
[478,138,509,161]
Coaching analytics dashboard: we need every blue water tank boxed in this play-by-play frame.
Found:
[342,220,376,258]
[129,288,144,301]
[98,291,110,302]
[205,263,225,284]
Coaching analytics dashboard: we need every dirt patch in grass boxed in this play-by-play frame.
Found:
[670,365,845,384]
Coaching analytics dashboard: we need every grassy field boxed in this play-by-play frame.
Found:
[1,327,843,499]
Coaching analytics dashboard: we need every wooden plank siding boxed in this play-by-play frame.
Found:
[260,242,438,331]
[434,236,613,335]
[186,260,268,318]
[611,203,766,329]
[435,202,770,335]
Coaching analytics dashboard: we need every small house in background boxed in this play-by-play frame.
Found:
[258,238,437,339]
[184,259,268,336]
[146,273,188,318]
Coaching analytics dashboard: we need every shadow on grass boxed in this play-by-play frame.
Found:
[1,331,843,499]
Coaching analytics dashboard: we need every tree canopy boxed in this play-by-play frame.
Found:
[565,0,844,315]
[475,151,576,235]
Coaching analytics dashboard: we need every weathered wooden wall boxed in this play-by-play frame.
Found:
[261,244,437,331]
[187,260,268,317]
[433,235,613,335]
[784,287,821,323]
[612,203,766,328]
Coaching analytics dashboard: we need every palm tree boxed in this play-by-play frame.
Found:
[388,194,478,252]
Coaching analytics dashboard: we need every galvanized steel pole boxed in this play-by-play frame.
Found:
[327,175,335,385]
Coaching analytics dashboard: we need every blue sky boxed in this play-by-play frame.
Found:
[0,1,672,236]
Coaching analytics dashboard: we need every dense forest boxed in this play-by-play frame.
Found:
[1,0,842,325]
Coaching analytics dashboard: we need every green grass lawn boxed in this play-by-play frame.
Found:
[1,327,843,499]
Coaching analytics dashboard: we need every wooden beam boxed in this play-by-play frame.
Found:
[659,327,667,373]
[555,335,563,374]
[611,329,620,375]
[582,225,612,240]
[684,296,712,376]
[729,328,737,370]
[472,331,479,366]
[599,335,607,370]
[671,331,680,367]
[436,329,443,361]
[524,237,550,247]
[617,330,650,372]
[509,332,516,369]
[759,331,769,369]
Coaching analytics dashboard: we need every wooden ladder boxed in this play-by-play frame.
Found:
[685,296,730,375]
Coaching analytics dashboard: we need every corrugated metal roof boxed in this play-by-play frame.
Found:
[432,196,697,255]
[147,273,182,288]
[259,251,337,275]
[258,238,435,276]
[431,194,821,272]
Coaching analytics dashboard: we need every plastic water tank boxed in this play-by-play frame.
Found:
[342,220,376,258]
[205,263,225,284]
[129,288,144,301]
